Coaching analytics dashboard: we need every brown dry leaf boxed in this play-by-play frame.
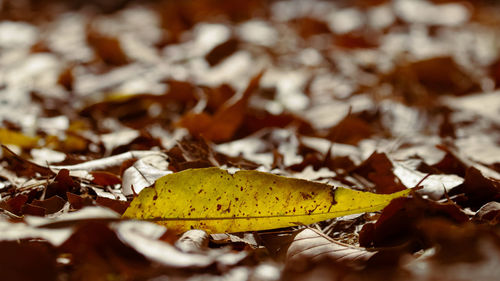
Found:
[90,171,122,186]
[292,17,331,39]
[417,219,500,264]
[351,152,407,194]
[334,31,380,49]
[0,241,57,281]
[166,137,259,172]
[451,167,500,209]
[87,30,128,66]
[31,196,66,214]
[22,204,46,217]
[58,222,152,280]
[177,71,264,142]
[359,195,469,249]
[57,66,74,91]
[384,56,481,105]
[0,194,29,216]
[326,115,375,145]
[205,38,239,66]
[412,57,471,95]
[95,197,130,215]
[1,145,54,178]
[67,192,94,210]
[79,94,172,131]
[403,219,500,281]
[45,169,80,200]
[204,84,236,112]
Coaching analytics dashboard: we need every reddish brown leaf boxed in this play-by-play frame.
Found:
[451,167,500,209]
[431,150,467,177]
[177,71,264,142]
[22,203,46,216]
[87,31,128,66]
[45,169,80,199]
[0,241,57,281]
[238,111,314,139]
[90,171,122,186]
[293,17,330,39]
[166,137,258,172]
[111,133,163,155]
[326,116,375,145]
[359,195,469,249]
[384,57,481,105]
[58,222,151,280]
[164,80,198,105]
[1,145,54,177]
[205,38,239,66]
[67,192,94,210]
[205,84,236,112]
[31,195,66,214]
[96,197,130,215]
[351,152,406,194]
[2,194,29,216]
[334,31,379,49]
[57,66,74,91]
[416,219,500,264]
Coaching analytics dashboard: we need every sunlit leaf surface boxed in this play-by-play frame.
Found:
[123,167,410,233]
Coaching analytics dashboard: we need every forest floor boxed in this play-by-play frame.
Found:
[1,0,500,280]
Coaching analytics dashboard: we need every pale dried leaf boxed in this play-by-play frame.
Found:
[393,160,464,199]
[121,154,171,195]
[286,228,374,267]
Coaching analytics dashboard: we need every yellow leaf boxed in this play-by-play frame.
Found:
[0,128,39,148]
[122,167,411,233]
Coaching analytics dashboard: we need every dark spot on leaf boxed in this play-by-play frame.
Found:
[330,189,337,205]
[300,192,313,200]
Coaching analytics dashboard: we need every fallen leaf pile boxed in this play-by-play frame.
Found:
[1,0,500,280]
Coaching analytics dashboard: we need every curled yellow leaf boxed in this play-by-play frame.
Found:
[123,167,410,233]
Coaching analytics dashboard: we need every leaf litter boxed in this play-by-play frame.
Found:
[1,0,500,280]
